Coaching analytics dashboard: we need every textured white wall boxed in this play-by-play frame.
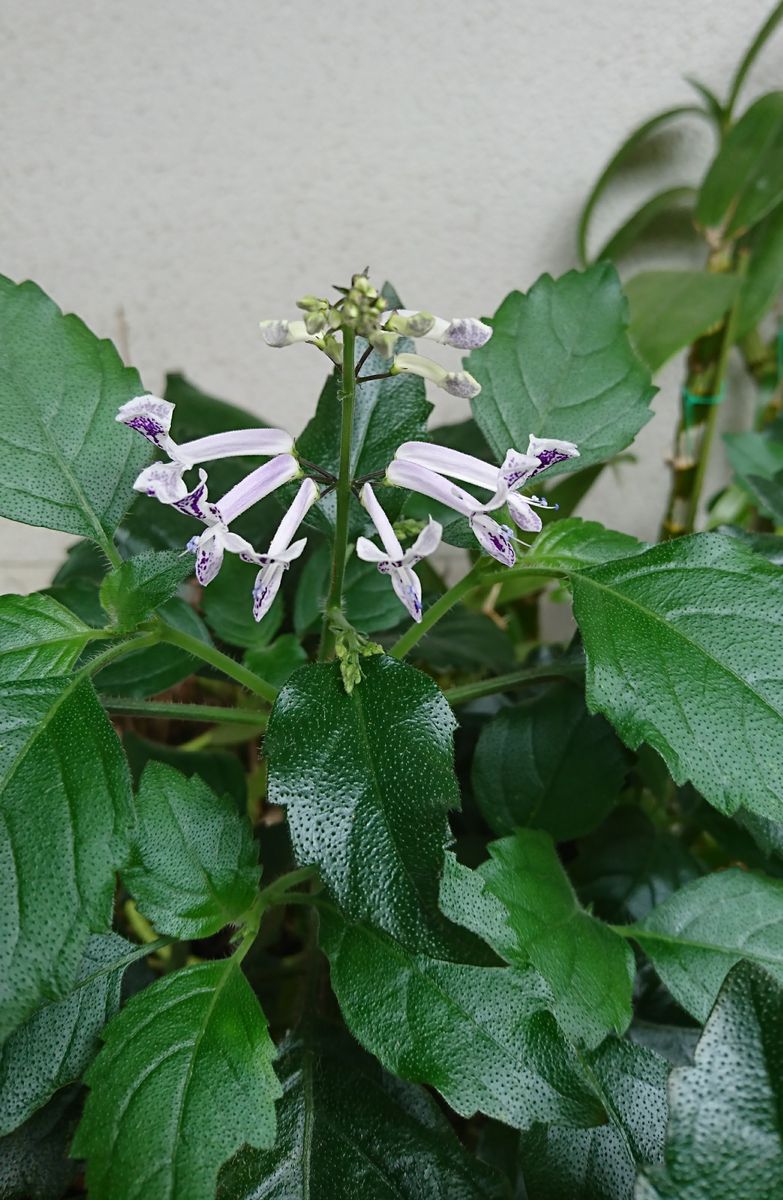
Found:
[2,0,780,591]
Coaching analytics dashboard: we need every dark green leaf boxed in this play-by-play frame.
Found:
[519,1037,668,1200]
[571,533,783,822]
[737,202,783,335]
[320,905,606,1130]
[166,372,267,438]
[545,464,608,521]
[408,608,515,673]
[718,524,783,566]
[0,675,132,1040]
[0,933,133,1134]
[624,270,740,371]
[122,731,247,812]
[0,276,148,549]
[73,959,280,1200]
[479,830,635,1047]
[122,763,260,939]
[51,538,108,586]
[522,517,645,574]
[94,597,211,698]
[628,867,783,1021]
[202,553,283,649]
[428,417,493,460]
[472,682,627,840]
[467,265,655,473]
[244,635,308,690]
[218,1020,505,1199]
[697,91,783,235]
[266,657,462,953]
[637,962,783,1199]
[294,542,405,637]
[0,1086,81,1200]
[0,592,94,681]
[100,551,193,629]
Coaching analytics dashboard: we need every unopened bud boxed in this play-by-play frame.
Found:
[444,371,482,399]
[296,294,325,312]
[304,310,328,335]
[369,330,399,360]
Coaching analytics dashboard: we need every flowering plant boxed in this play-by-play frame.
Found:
[0,254,782,1200]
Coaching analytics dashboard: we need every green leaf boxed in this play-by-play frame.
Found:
[73,958,281,1200]
[570,533,783,822]
[0,275,149,550]
[219,1020,506,1199]
[122,762,260,938]
[100,551,193,628]
[571,808,701,924]
[524,517,645,574]
[519,1037,668,1200]
[472,682,628,840]
[202,553,283,649]
[122,730,247,812]
[724,423,783,491]
[737,202,783,336]
[319,906,606,1130]
[244,634,308,690]
[0,675,132,1040]
[595,186,698,264]
[636,961,783,1199]
[294,542,405,637]
[745,469,783,524]
[407,608,515,673]
[467,265,655,473]
[165,372,267,437]
[0,933,133,1134]
[94,597,211,698]
[0,1086,81,1200]
[627,868,783,1022]
[479,830,635,1047]
[624,270,741,371]
[697,91,783,235]
[266,657,462,953]
[0,592,94,681]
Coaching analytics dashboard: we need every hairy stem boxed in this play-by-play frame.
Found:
[444,659,585,706]
[320,326,357,660]
[83,631,161,676]
[101,697,267,726]
[155,621,278,703]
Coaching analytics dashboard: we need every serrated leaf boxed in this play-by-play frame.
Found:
[472,682,628,840]
[479,830,635,1047]
[265,656,463,954]
[319,905,607,1131]
[0,1085,81,1200]
[519,1038,668,1200]
[100,551,193,628]
[0,933,134,1134]
[122,730,247,811]
[122,762,260,939]
[72,959,281,1200]
[0,592,94,681]
[0,675,132,1040]
[466,265,655,474]
[219,1020,506,1200]
[627,868,783,1022]
[0,275,149,546]
[570,533,783,822]
[696,91,783,235]
[624,270,741,371]
[636,962,783,1199]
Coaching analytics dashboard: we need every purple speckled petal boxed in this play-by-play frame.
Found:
[390,565,423,623]
[133,461,187,504]
[116,395,176,452]
[193,534,224,586]
[500,449,542,491]
[252,562,285,621]
[507,493,543,533]
[526,436,580,475]
[470,513,516,567]
[172,470,219,521]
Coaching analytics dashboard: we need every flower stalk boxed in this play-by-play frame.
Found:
[319,326,357,660]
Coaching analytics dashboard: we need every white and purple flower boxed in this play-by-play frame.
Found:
[242,477,320,621]
[356,484,442,623]
[381,309,492,350]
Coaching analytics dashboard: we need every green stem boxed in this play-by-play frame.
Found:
[444,660,584,706]
[725,0,783,122]
[388,557,489,660]
[83,631,161,676]
[101,697,267,727]
[320,326,356,660]
[259,865,320,909]
[155,621,278,704]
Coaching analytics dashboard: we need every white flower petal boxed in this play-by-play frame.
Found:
[507,493,543,533]
[133,461,188,504]
[356,536,390,564]
[253,562,285,621]
[470,513,516,567]
[403,517,442,563]
[390,564,423,623]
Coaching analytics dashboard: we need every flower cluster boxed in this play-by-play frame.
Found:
[117,283,577,628]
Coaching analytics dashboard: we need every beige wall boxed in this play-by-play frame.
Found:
[2,0,779,591]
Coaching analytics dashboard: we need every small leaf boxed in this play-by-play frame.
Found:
[265,657,463,954]
[0,675,132,1040]
[0,275,149,548]
[73,959,281,1200]
[219,1020,506,1199]
[0,933,134,1135]
[466,265,655,474]
[100,551,193,628]
[697,91,783,235]
[571,533,783,823]
[319,906,606,1131]
[122,762,260,939]
[244,634,308,690]
[519,1038,668,1200]
[628,867,783,1022]
[636,962,783,1199]
[0,592,93,681]
[624,270,741,371]
[472,682,628,840]
[480,830,635,1047]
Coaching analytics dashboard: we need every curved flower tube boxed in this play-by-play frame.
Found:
[381,310,493,350]
[356,483,442,622]
[240,477,320,621]
[390,354,482,400]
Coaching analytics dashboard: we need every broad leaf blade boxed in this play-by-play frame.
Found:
[0,592,93,681]
[571,533,783,822]
[0,675,132,1040]
[100,551,193,629]
[466,264,655,474]
[0,275,149,545]
[73,959,281,1200]
[696,91,783,236]
[624,270,740,371]
[122,762,260,939]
